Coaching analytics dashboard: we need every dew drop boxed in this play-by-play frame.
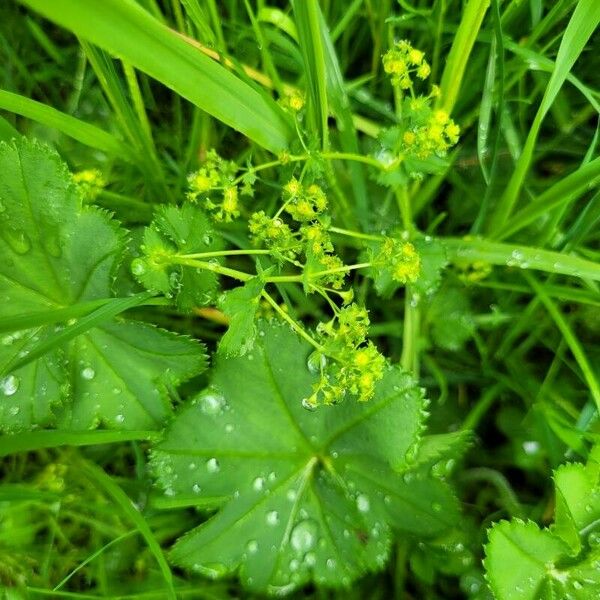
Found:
[301,397,317,412]
[266,510,279,526]
[246,540,258,554]
[588,531,600,547]
[1,374,19,396]
[326,558,336,569]
[356,494,370,513]
[307,351,326,374]
[431,502,442,512]
[81,367,95,380]
[9,405,20,416]
[304,552,316,567]
[290,519,318,552]
[206,458,220,473]
[198,389,226,415]
[131,258,147,276]
[3,228,31,254]
[286,489,297,502]
[289,558,300,571]
[192,483,201,494]
[115,414,125,424]
[252,476,265,492]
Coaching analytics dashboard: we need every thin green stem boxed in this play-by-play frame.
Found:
[459,467,524,519]
[260,290,324,352]
[170,258,253,281]
[329,226,383,241]
[174,249,270,260]
[267,262,372,284]
[396,186,414,233]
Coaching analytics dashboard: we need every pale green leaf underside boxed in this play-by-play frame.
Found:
[153,322,459,593]
[135,204,223,312]
[218,277,264,356]
[485,448,600,600]
[0,138,205,431]
[485,520,599,600]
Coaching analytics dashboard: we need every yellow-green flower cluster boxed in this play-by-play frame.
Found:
[402,106,460,160]
[186,150,244,222]
[379,41,460,168]
[248,211,298,262]
[249,178,344,288]
[73,169,106,201]
[282,178,328,222]
[373,238,421,284]
[281,91,305,113]
[304,304,385,408]
[383,40,431,89]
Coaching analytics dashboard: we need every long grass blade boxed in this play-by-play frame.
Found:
[489,0,600,230]
[437,0,491,114]
[19,0,294,153]
[293,0,329,149]
[0,89,131,157]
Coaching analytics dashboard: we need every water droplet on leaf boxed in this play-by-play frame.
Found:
[290,519,318,552]
[1,374,19,396]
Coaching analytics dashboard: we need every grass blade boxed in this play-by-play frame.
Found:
[19,0,294,153]
[317,6,368,221]
[524,273,600,411]
[437,0,491,114]
[489,0,600,230]
[79,459,177,600]
[495,155,600,240]
[442,237,600,281]
[0,89,131,157]
[293,0,329,149]
[0,430,157,457]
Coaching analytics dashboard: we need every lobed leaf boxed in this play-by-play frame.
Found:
[134,204,223,312]
[0,138,206,431]
[217,276,265,357]
[152,322,460,593]
[484,447,600,599]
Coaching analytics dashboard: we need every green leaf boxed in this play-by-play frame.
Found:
[553,450,600,553]
[412,236,448,297]
[19,0,294,154]
[366,234,448,299]
[485,520,570,600]
[218,277,264,357]
[134,204,223,312]
[427,287,476,351]
[484,447,600,600]
[152,322,460,593]
[0,138,206,431]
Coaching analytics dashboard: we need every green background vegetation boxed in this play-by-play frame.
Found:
[0,0,599,598]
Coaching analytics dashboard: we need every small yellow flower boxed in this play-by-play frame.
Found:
[284,177,302,197]
[403,131,416,145]
[192,172,213,193]
[408,48,424,65]
[445,121,461,143]
[416,62,431,79]
[289,93,304,111]
[434,110,449,125]
[222,187,238,214]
